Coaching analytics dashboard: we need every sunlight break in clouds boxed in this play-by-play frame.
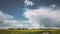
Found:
[24,0,34,6]
[24,6,60,29]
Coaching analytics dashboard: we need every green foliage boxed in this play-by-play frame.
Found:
[0,29,60,34]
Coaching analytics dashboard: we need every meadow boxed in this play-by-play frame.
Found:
[0,29,60,34]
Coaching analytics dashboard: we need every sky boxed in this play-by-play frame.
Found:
[0,0,60,29]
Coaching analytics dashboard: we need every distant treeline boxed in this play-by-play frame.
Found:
[8,28,54,30]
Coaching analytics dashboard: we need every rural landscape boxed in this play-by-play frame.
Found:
[0,28,60,34]
[0,0,60,34]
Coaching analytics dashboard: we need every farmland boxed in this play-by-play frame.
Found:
[0,29,60,34]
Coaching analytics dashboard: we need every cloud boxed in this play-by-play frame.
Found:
[24,0,34,6]
[0,11,13,24]
[49,4,56,8]
[0,5,60,29]
[0,11,29,29]
[24,6,60,29]
[0,11,13,20]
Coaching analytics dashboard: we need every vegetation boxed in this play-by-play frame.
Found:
[0,28,60,34]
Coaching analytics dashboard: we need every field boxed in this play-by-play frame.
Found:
[0,29,60,34]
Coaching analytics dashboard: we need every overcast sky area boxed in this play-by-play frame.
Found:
[0,0,60,29]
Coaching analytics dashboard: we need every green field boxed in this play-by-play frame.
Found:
[0,29,60,34]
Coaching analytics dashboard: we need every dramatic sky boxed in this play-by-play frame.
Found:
[0,0,60,29]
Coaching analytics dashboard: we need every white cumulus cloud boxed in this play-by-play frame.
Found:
[24,6,60,29]
[0,11,29,29]
[24,0,34,6]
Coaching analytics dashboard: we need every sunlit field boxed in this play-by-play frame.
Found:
[0,29,60,34]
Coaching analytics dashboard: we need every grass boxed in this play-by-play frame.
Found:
[0,29,60,34]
